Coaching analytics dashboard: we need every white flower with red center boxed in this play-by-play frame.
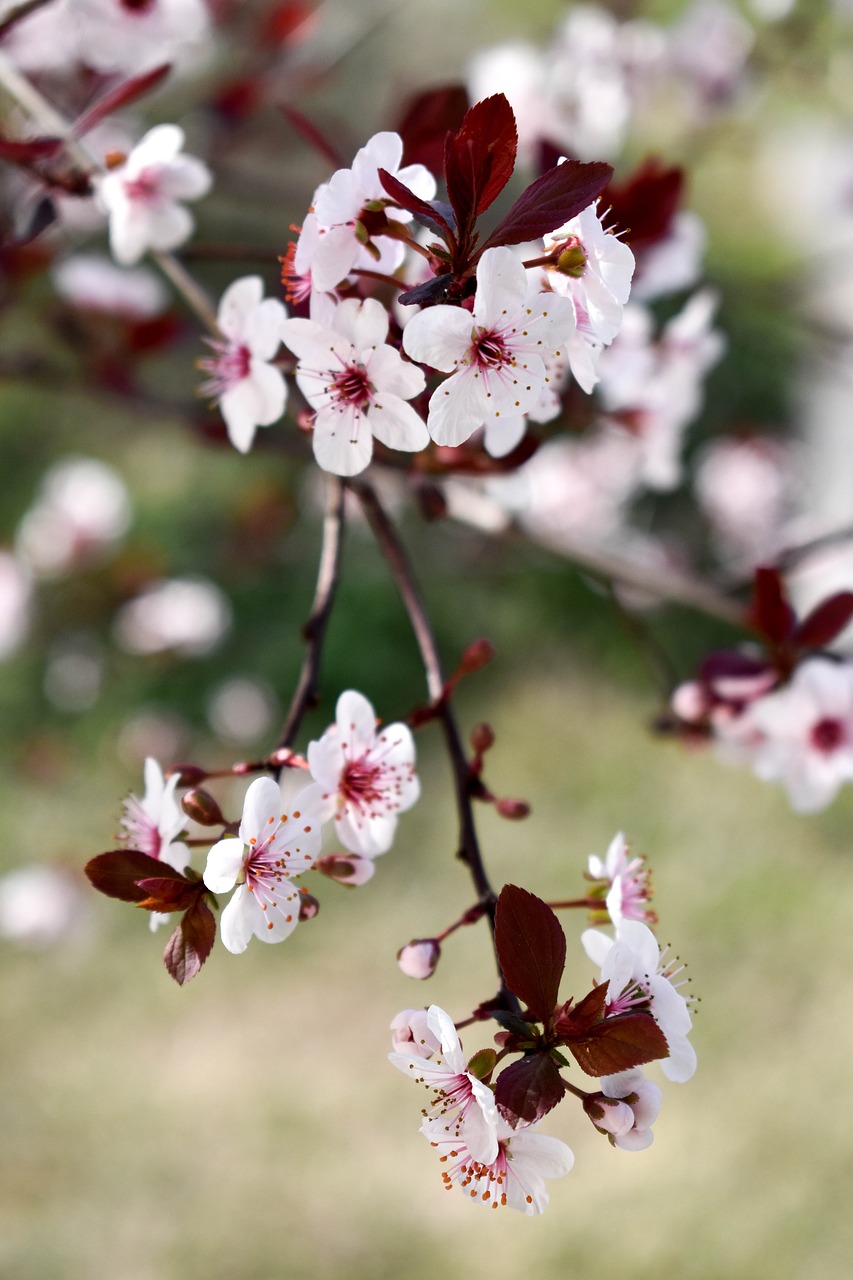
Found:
[202,777,323,954]
[281,297,428,476]
[543,198,635,346]
[740,658,853,813]
[582,919,696,1083]
[96,125,212,266]
[594,1068,662,1151]
[304,132,436,294]
[198,276,288,453]
[420,1115,574,1214]
[587,831,655,928]
[307,690,419,856]
[402,247,573,448]
[119,756,188,872]
[71,0,211,76]
[390,1005,499,1163]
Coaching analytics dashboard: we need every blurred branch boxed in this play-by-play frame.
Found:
[276,473,346,753]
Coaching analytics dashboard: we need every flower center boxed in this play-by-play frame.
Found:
[120,796,163,859]
[811,717,846,754]
[341,757,384,811]
[331,364,372,410]
[472,329,513,372]
[123,166,162,203]
[198,340,252,400]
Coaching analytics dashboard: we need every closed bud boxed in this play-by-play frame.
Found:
[167,763,208,786]
[298,892,320,921]
[459,638,495,675]
[555,241,587,278]
[583,1092,635,1138]
[316,853,376,887]
[470,722,495,754]
[496,797,531,820]
[397,938,441,980]
[181,788,224,826]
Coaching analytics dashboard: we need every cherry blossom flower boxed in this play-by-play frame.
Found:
[202,776,323,954]
[582,919,696,1082]
[0,864,91,950]
[95,125,212,266]
[390,1009,442,1059]
[113,577,231,656]
[198,276,288,453]
[52,254,169,319]
[307,690,419,856]
[71,0,212,76]
[737,658,853,812]
[119,756,189,872]
[16,457,131,579]
[544,199,635,347]
[420,1114,574,1213]
[390,1005,499,1163]
[282,296,428,475]
[303,132,436,294]
[593,1068,663,1150]
[587,831,656,927]
[403,247,573,448]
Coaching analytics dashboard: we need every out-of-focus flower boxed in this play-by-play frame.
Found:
[70,0,211,75]
[0,551,32,659]
[420,1114,574,1214]
[43,634,103,712]
[667,0,754,110]
[315,853,376,887]
[695,436,792,566]
[119,756,189,871]
[16,457,131,578]
[202,776,323,953]
[397,938,441,979]
[113,576,232,657]
[390,1005,500,1163]
[206,676,278,745]
[95,125,212,266]
[0,864,90,949]
[198,276,288,453]
[631,212,707,302]
[403,247,573,448]
[282,296,427,475]
[582,919,696,1082]
[52,253,169,319]
[303,132,436,294]
[307,689,419,856]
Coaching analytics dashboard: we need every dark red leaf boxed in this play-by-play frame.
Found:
[444,94,518,227]
[604,157,684,252]
[794,592,853,650]
[699,648,773,683]
[134,876,199,913]
[378,167,455,242]
[552,983,609,1037]
[85,850,183,903]
[0,134,63,163]
[480,159,613,253]
[278,103,342,168]
[494,884,566,1022]
[396,83,470,173]
[748,566,795,645]
[494,1053,565,1127]
[73,65,171,138]
[563,1012,669,1078]
[163,897,216,985]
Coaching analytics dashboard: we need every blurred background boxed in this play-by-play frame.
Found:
[3,0,853,1276]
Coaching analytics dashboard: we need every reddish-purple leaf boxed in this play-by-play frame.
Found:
[396,83,470,173]
[444,94,517,230]
[0,134,63,163]
[494,884,566,1022]
[563,1012,669,1078]
[163,897,216,986]
[552,983,609,1038]
[85,850,183,903]
[748,566,794,645]
[134,876,199,913]
[278,102,342,168]
[480,159,613,253]
[699,648,772,683]
[604,157,684,251]
[378,168,455,242]
[494,1053,565,1128]
[794,591,853,650]
[73,64,171,138]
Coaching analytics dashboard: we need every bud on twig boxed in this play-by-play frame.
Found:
[298,892,320,921]
[167,763,208,786]
[397,937,441,979]
[496,798,531,821]
[181,788,225,826]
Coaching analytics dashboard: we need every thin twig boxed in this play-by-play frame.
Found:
[353,479,518,1009]
[276,474,346,752]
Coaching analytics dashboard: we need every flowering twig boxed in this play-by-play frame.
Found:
[276,473,346,752]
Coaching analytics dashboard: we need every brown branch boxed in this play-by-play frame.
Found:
[276,474,346,752]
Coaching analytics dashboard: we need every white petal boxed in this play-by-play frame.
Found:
[368,398,430,452]
[661,1033,697,1082]
[310,225,359,293]
[307,729,346,792]
[484,415,526,457]
[203,838,246,893]
[245,298,287,360]
[332,297,389,352]
[217,276,263,341]
[426,367,489,447]
[219,885,256,954]
[157,156,212,202]
[402,305,473,372]
[336,805,396,856]
[473,247,528,327]
[336,690,377,752]
[312,408,373,475]
[130,124,185,168]
[366,343,425,399]
[239,776,284,844]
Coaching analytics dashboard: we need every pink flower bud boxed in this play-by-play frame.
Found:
[583,1092,635,1138]
[496,797,530,820]
[459,638,495,675]
[181,788,224,826]
[167,763,208,786]
[397,938,441,980]
[316,853,376,887]
[470,722,495,754]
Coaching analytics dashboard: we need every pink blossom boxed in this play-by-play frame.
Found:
[390,1005,499,1163]
[420,1115,573,1213]
[597,1068,662,1150]
[403,247,573,447]
[198,276,288,453]
[307,690,419,856]
[397,938,441,979]
[119,757,189,872]
[281,297,428,475]
[202,776,323,954]
[544,198,635,347]
[587,831,655,927]
[95,125,211,266]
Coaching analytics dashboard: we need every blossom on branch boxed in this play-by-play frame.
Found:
[198,276,288,453]
[402,246,573,447]
[202,776,323,954]
[307,690,419,855]
[587,831,656,927]
[119,756,188,872]
[95,125,212,266]
[281,297,428,475]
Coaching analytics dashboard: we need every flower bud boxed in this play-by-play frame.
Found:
[397,938,441,980]
[470,722,495,754]
[298,892,320,921]
[496,797,530,820]
[181,788,224,826]
[583,1092,635,1138]
[555,241,587,278]
[167,763,208,786]
[458,638,495,675]
[316,853,376,887]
